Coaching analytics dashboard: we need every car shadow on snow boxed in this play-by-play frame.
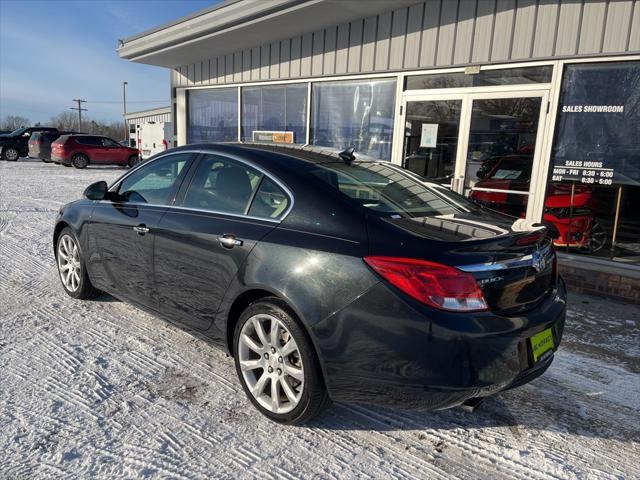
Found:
[90,293,121,303]
[308,383,639,443]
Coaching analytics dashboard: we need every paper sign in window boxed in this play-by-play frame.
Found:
[420,123,438,148]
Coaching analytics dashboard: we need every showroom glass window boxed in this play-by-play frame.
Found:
[547,61,640,263]
[188,88,238,143]
[242,84,307,143]
[311,78,396,160]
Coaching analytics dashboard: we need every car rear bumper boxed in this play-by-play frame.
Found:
[52,153,69,164]
[313,277,567,410]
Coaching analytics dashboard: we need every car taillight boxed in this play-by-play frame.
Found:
[364,256,488,312]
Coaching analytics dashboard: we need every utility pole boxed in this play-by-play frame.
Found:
[70,99,87,131]
[122,81,128,142]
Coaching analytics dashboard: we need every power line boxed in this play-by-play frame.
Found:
[85,100,168,104]
[70,99,88,130]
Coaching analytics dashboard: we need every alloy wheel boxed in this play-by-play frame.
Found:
[57,234,81,292]
[74,156,87,168]
[580,222,607,254]
[237,313,304,414]
[4,148,19,161]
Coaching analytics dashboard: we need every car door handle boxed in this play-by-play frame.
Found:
[133,225,150,235]
[218,234,243,248]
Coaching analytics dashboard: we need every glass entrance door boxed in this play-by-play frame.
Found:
[400,90,549,220]
[402,99,462,187]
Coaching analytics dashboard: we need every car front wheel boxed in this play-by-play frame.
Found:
[233,298,330,424]
[56,228,97,299]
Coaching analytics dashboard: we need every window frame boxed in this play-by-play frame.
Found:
[173,150,294,222]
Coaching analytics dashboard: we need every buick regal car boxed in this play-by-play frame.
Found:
[53,144,566,424]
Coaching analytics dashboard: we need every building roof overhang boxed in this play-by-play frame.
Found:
[124,106,171,120]
[117,0,418,68]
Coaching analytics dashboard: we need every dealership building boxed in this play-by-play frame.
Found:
[118,0,640,298]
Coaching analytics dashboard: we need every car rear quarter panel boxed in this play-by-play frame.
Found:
[213,182,380,355]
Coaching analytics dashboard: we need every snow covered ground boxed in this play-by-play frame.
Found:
[1,159,639,479]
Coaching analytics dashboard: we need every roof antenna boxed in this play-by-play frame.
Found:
[339,147,356,165]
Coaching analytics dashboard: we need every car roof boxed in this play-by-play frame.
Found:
[172,142,381,167]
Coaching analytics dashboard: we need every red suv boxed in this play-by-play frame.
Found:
[51,134,140,169]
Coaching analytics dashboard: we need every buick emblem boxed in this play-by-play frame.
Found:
[532,251,546,273]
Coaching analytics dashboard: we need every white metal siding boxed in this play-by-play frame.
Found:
[125,113,171,125]
[172,0,639,87]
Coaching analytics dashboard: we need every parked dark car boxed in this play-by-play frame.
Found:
[53,144,566,424]
[51,134,140,168]
[29,131,80,162]
[0,126,58,161]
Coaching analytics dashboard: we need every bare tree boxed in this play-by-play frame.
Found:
[47,112,126,140]
[49,111,79,131]
[1,115,30,131]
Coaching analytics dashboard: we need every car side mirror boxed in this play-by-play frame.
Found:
[84,181,108,201]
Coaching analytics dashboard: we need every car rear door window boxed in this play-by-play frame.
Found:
[181,154,262,215]
[117,153,191,205]
[247,177,290,219]
[76,136,101,146]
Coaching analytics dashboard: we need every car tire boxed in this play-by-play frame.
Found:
[127,154,140,168]
[55,227,97,300]
[233,297,330,425]
[72,154,89,169]
[2,147,20,161]
[579,221,608,254]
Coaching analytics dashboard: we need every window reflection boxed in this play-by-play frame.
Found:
[188,88,238,143]
[403,100,461,186]
[405,66,553,90]
[311,78,396,160]
[467,97,541,219]
[242,84,307,144]
[547,61,640,261]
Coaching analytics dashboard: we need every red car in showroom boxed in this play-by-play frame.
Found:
[470,155,606,254]
[51,134,140,169]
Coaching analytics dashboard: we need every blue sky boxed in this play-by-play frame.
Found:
[0,0,218,124]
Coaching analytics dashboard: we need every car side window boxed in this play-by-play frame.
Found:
[181,154,262,215]
[248,177,290,219]
[76,136,99,146]
[117,153,191,205]
[102,138,119,147]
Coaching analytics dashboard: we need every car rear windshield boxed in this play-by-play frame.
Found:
[307,161,479,217]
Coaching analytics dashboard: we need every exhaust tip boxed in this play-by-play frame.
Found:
[460,397,484,413]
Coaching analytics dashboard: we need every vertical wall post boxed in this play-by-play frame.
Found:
[610,185,623,260]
